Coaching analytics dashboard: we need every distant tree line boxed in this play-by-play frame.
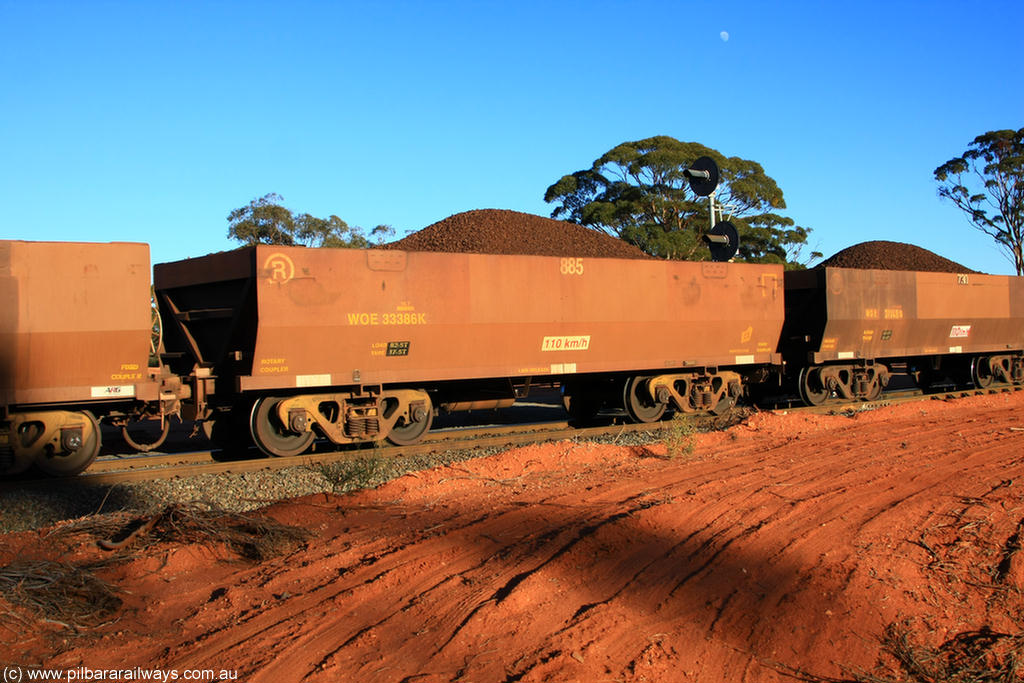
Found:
[227,193,392,248]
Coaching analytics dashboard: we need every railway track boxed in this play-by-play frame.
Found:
[5,420,654,488]
[5,383,1020,490]
[8,415,736,489]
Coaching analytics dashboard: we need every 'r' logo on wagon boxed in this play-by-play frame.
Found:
[264,253,295,284]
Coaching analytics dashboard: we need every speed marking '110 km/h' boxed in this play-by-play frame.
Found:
[542,335,591,351]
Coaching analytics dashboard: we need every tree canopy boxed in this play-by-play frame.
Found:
[934,128,1024,275]
[227,193,393,248]
[544,136,817,266]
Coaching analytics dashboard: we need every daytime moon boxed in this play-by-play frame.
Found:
[720,31,729,41]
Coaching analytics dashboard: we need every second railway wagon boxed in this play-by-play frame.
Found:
[783,266,1024,404]
[155,246,786,456]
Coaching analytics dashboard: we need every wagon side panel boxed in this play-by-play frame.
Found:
[915,271,1016,354]
[237,248,784,391]
[794,267,1023,363]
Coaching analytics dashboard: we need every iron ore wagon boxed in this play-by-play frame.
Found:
[154,246,786,456]
[782,266,1024,403]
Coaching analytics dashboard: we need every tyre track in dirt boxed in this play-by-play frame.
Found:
[7,393,1024,682]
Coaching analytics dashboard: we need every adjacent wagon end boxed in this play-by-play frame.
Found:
[1,241,187,476]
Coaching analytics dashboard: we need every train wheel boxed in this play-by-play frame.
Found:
[387,395,433,446]
[250,397,314,457]
[122,419,170,452]
[971,356,995,389]
[623,376,666,423]
[798,367,830,406]
[34,411,101,477]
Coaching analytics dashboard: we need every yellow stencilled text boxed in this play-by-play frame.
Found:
[259,358,289,374]
[347,312,427,326]
[559,258,584,275]
[542,335,591,352]
[111,362,143,381]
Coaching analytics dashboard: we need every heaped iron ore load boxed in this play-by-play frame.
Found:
[154,246,785,456]
[0,241,188,475]
[385,209,651,259]
[817,240,976,273]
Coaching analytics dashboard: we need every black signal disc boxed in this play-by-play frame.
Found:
[688,156,720,197]
[704,221,739,262]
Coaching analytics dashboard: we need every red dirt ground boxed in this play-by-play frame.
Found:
[4,391,1024,682]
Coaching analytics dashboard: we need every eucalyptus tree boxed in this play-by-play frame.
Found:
[227,193,376,248]
[934,128,1024,275]
[544,136,817,266]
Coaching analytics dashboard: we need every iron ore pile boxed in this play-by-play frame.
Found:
[385,209,650,259]
[390,213,975,274]
[819,240,975,273]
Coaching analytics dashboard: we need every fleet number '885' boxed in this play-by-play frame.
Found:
[560,258,584,275]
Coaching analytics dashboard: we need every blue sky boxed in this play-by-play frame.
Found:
[2,1,1021,273]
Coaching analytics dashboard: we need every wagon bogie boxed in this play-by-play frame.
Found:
[796,363,889,406]
[248,387,435,456]
[646,369,745,416]
[969,353,1024,388]
[1,409,102,476]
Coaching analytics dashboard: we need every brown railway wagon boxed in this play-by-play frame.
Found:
[783,266,1024,404]
[155,246,785,454]
[0,241,157,475]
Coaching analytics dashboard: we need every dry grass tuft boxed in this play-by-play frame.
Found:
[0,504,312,633]
[864,623,1024,683]
[54,503,314,562]
[0,560,122,630]
[312,456,391,492]
[779,623,1024,682]
[663,414,697,460]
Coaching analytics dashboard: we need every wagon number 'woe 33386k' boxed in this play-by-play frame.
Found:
[346,311,427,326]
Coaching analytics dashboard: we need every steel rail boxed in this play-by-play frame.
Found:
[84,420,577,475]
